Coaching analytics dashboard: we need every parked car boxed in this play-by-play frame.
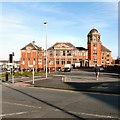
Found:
[61,67,71,72]
[56,67,61,72]
[99,67,105,72]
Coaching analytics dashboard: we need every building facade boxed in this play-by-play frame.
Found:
[87,29,112,66]
[20,28,113,70]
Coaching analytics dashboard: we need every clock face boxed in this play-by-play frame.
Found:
[26,46,32,53]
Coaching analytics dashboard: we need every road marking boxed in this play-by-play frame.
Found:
[25,77,52,83]
[30,86,80,93]
[0,111,29,117]
[0,110,40,117]
[2,101,119,119]
[68,111,119,119]
[54,75,65,76]
[2,102,41,109]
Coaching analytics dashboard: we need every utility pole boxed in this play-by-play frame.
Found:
[44,21,48,78]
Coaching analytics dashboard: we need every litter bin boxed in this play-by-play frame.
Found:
[5,72,8,81]
[50,68,53,72]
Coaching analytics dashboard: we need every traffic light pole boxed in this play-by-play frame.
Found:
[12,59,14,83]
[9,52,14,83]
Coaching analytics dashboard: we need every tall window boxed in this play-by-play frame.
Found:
[49,50,53,56]
[33,58,35,65]
[73,51,76,56]
[56,50,60,56]
[82,52,86,56]
[22,58,25,65]
[93,58,97,64]
[61,59,65,65]
[107,53,110,57]
[80,52,82,56]
[38,58,42,65]
[67,50,71,56]
[62,50,65,56]
[93,50,97,56]
[28,58,30,65]
[49,59,54,65]
[56,60,59,65]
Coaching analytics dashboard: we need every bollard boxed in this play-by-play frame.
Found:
[62,76,67,82]
[5,72,8,81]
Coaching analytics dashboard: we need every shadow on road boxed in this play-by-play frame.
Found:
[64,82,120,111]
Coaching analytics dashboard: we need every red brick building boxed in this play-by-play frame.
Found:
[20,41,45,71]
[20,28,113,70]
[87,28,112,67]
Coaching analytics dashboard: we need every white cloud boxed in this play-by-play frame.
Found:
[0,16,36,60]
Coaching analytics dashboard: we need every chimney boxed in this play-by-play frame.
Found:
[32,41,35,44]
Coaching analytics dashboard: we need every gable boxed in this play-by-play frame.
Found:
[55,43,70,49]
[21,43,39,50]
[48,42,77,50]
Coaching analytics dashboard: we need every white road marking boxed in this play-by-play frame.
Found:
[69,111,119,119]
[53,75,65,76]
[2,102,41,109]
[0,111,29,117]
[0,110,39,117]
[2,101,119,119]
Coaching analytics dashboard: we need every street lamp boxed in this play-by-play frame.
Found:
[44,21,48,78]
[11,52,14,83]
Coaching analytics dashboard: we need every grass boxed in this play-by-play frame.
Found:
[1,71,46,78]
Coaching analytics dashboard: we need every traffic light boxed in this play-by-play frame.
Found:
[9,54,13,63]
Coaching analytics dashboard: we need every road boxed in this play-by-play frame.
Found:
[1,83,119,119]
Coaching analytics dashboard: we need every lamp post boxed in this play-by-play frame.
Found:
[52,47,56,72]
[44,21,48,78]
[12,52,14,83]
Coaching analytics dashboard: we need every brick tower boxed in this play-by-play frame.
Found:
[87,28,102,66]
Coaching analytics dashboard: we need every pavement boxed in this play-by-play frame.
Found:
[1,71,120,95]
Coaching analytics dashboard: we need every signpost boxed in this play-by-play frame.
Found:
[29,65,34,84]
[32,67,34,84]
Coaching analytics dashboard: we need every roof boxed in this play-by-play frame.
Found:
[76,47,88,51]
[47,42,77,50]
[88,28,100,35]
[89,28,98,33]
[48,42,88,51]
[21,42,40,50]
[102,45,111,52]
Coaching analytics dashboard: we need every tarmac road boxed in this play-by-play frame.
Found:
[1,83,120,119]
[1,69,120,119]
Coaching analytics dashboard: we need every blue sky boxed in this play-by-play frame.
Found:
[0,2,118,60]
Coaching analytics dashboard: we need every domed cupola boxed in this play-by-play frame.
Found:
[87,28,101,43]
[89,28,98,34]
